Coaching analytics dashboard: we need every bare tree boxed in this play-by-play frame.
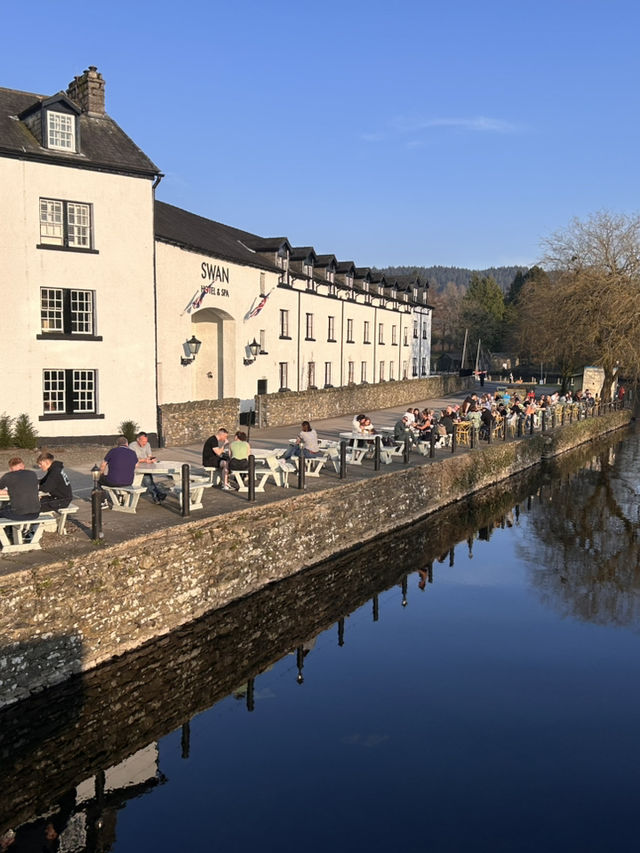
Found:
[534,211,640,400]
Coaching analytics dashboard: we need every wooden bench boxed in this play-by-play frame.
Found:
[42,502,79,535]
[168,478,212,510]
[0,513,56,554]
[101,485,147,513]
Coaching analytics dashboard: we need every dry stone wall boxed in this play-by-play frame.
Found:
[158,398,240,446]
[256,374,474,427]
[0,409,630,708]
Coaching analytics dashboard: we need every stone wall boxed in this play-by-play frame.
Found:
[256,373,474,428]
[157,374,473,443]
[158,398,240,446]
[0,409,630,708]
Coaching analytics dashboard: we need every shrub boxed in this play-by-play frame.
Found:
[13,414,38,449]
[0,414,13,449]
[119,419,140,443]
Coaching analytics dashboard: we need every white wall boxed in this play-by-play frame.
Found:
[0,158,157,437]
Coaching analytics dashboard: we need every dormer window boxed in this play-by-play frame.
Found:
[303,262,313,278]
[47,111,76,151]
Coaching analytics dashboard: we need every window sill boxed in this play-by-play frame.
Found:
[37,244,99,254]
[37,333,103,341]
[39,412,104,421]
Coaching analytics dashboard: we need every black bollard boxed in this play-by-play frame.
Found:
[529,414,535,435]
[374,435,381,471]
[403,436,411,464]
[541,411,546,432]
[487,419,492,444]
[247,454,256,502]
[451,424,457,454]
[338,617,345,646]
[246,678,255,713]
[517,417,523,438]
[181,463,191,517]
[430,429,436,457]
[372,594,379,622]
[339,440,347,479]
[91,465,103,542]
[298,453,305,490]
[503,417,507,441]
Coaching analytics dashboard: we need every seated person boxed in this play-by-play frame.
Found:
[0,457,40,521]
[439,409,455,436]
[129,431,166,503]
[281,421,320,470]
[37,452,72,512]
[99,437,139,506]
[222,431,251,490]
[394,415,413,442]
[202,428,229,469]
[414,409,433,441]
[351,414,366,432]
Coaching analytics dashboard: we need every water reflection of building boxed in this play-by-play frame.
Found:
[9,744,162,852]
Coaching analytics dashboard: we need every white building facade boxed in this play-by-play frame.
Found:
[1,67,433,440]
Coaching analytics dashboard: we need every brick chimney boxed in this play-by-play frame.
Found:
[66,66,105,115]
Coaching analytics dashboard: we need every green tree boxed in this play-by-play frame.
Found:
[461,273,505,352]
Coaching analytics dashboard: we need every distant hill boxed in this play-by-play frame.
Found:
[376,265,528,293]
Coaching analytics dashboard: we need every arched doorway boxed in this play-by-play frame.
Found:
[190,306,236,401]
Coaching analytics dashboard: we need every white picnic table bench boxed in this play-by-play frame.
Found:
[0,512,56,553]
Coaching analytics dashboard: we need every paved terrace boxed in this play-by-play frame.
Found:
[0,382,512,573]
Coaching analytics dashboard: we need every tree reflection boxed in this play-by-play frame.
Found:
[521,431,640,628]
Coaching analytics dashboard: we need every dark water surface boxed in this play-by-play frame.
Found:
[2,428,640,852]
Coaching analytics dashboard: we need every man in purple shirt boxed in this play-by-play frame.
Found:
[99,436,138,488]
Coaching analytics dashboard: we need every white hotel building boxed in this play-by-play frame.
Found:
[0,67,432,441]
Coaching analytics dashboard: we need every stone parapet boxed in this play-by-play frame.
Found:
[256,374,474,428]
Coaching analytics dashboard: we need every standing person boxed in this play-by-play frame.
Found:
[202,428,230,470]
[0,457,40,521]
[222,431,251,490]
[129,431,166,503]
[281,421,320,470]
[37,452,72,512]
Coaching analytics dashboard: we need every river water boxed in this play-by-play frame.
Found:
[2,427,640,852]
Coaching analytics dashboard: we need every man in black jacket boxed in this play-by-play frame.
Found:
[37,452,73,511]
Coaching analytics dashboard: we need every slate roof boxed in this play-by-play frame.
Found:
[0,86,160,177]
[155,201,281,272]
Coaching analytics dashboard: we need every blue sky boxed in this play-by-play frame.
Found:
[4,0,639,269]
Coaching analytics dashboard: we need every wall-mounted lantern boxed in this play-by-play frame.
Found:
[243,338,261,366]
[181,335,202,366]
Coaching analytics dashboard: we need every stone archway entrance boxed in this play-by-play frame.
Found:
[190,307,236,401]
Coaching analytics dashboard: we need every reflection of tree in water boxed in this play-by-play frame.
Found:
[522,431,640,629]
